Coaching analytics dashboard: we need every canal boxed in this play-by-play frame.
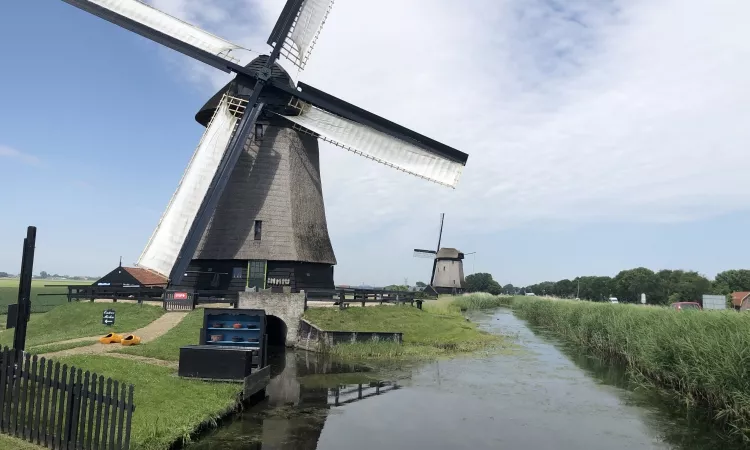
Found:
[188,308,742,449]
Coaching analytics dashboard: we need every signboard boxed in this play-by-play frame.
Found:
[102,309,116,326]
[702,294,726,310]
[174,292,188,300]
[267,277,290,286]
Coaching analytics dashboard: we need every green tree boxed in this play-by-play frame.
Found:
[465,273,502,294]
[614,267,657,303]
[39,271,49,279]
[384,285,408,291]
[502,284,515,295]
[415,281,427,287]
[553,279,575,298]
[713,270,750,295]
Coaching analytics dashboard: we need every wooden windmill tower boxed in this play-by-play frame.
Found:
[413,214,466,295]
[51,0,469,293]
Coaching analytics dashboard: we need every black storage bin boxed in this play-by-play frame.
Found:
[178,345,258,380]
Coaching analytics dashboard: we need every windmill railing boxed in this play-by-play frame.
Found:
[303,289,435,310]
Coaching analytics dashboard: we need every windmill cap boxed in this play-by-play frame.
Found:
[195,55,297,127]
[436,248,463,260]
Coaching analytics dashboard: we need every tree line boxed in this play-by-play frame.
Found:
[463,269,750,305]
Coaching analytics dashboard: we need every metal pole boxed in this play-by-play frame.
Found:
[14,226,36,352]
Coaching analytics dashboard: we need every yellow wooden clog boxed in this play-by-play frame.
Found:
[120,334,141,346]
[99,333,123,344]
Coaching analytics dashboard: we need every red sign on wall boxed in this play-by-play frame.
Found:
[174,292,188,300]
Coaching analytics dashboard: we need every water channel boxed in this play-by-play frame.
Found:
[188,308,743,449]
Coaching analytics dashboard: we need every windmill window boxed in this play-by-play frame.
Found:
[232,267,243,279]
[254,220,262,240]
[254,124,264,140]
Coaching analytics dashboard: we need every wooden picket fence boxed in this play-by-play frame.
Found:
[0,347,136,449]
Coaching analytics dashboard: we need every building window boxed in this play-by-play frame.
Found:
[254,123,264,141]
[232,267,243,279]
[254,220,262,240]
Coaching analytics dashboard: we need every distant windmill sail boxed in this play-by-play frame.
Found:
[413,249,437,258]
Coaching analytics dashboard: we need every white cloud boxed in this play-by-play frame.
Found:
[0,145,40,165]
[137,0,750,283]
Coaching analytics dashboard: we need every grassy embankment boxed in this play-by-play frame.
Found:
[0,304,246,450]
[0,302,164,351]
[511,296,750,438]
[301,293,514,360]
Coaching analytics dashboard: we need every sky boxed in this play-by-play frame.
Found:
[1,0,749,287]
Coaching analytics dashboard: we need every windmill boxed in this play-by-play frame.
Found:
[51,0,468,294]
[413,214,466,295]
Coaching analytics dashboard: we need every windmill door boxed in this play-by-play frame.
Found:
[247,260,267,290]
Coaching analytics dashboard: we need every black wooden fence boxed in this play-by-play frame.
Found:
[0,347,135,450]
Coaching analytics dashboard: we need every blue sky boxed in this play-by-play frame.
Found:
[1,0,749,287]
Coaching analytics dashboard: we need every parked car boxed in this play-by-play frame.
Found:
[671,302,702,311]
[608,297,619,304]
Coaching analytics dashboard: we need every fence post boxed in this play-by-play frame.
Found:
[14,226,36,353]
[338,292,345,310]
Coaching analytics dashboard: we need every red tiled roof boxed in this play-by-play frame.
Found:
[123,267,168,286]
[731,291,750,307]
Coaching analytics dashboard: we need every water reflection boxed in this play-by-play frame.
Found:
[190,310,744,450]
[187,350,401,450]
[554,338,746,450]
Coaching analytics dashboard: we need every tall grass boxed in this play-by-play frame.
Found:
[424,293,513,315]
[513,297,750,437]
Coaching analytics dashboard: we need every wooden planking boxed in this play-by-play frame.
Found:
[0,347,136,450]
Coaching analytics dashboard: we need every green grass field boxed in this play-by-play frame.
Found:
[0,278,90,314]
[116,309,203,361]
[0,302,165,348]
[52,355,241,450]
[512,297,750,438]
[302,293,513,360]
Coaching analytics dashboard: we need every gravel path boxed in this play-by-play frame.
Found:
[41,312,189,358]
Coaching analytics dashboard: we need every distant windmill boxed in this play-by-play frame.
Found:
[413,214,466,295]
[49,0,469,294]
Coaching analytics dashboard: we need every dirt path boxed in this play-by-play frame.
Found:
[41,312,188,358]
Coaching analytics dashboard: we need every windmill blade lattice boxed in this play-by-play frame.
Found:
[267,0,335,71]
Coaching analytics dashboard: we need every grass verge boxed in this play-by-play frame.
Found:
[56,355,241,450]
[512,297,750,438]
[28,339,99,355]
[302,293,512,361]
[0,302,165,348]
[115,309,203,361]
[0,433,45,449]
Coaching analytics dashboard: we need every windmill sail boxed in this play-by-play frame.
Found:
[137,95,244,277]
[60,0,248,72]
[413,249,437,258]
[269,83,468,188]
[281,104,464,187]
[268,0,335,70]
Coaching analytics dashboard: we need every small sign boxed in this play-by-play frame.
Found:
[102,309,116,326]
[174,292,188,300]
